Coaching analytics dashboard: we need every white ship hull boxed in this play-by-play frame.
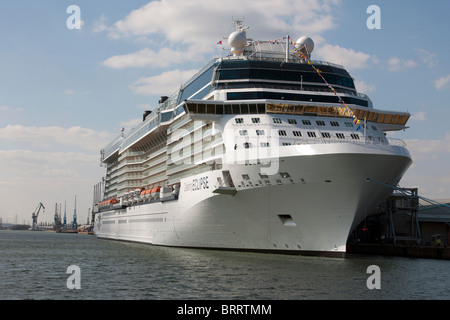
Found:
[94,142,411,257]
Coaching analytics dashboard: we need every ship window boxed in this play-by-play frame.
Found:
[233,105,241,114]
[249,104,258,114]
[302,120,311,125]
[259,173,269,179]
[307,132,316,138]
[345,122,354,128]
[330,121,339,127]
[316,120,326,126]
[178,62,215,103]
[336,133,345,139]
[242,174,250,180]
[280,172,291,178]
[226,91,367,107]
[288,119,297,124]
[273,118,282,124]
[351,133,360,140]
[293,131,302,137]
[160,111,174,123]
[322,132,331,138]
[235,118,244,124]
[278,130,287,136]
[260,142,270,147]
[256,130,265,136]
[225,105,233,115]
[252,117,261,123]
[239,130,248,136]
[282,142,292,146]
[244,142,252,149]
[215,105,223,114]
[371,125,378,131]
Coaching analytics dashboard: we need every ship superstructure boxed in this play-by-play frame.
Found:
[93,22,412,256]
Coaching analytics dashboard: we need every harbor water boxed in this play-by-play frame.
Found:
[1,230,449,300]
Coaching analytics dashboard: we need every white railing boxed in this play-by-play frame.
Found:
[289,136,407,147]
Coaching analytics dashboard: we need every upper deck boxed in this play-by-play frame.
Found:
[100,26,410,164]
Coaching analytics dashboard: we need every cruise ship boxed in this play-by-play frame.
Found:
[93,22,412,257]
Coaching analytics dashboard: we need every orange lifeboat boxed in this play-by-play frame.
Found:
[99,199,118,207]
[151,186,161,199]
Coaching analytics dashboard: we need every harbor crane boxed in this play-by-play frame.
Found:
[31,202,45,231]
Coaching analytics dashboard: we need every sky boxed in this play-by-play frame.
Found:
[0,0,449,224]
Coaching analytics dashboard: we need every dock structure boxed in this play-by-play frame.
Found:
[349,183,450,259]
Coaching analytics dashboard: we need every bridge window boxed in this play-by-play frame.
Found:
[273,118,282,124]
[330,121,339,127]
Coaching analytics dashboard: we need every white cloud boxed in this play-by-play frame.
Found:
[410,111,427,122]
[103,0,342,70]
[108,0,341,43]
[415,48,438,67]
[385,57,418,72]
[354,80,375,94]
[103,46,207,69]
[0,149,104,223]
[0,125,114,152]
[93,14,108,33]
[315,44,377,70]
[0,125,114,223]
[0,105,23,113]
[434,74,450,91]
[119,118,142,132]
[130,69,197,95]
[401,133,450,199]
[405,133,450,155]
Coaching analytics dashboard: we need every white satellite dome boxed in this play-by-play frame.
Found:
[228,30,247,56]
[295,36,314,58]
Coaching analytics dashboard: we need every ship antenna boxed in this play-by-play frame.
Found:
[233,17,249,32]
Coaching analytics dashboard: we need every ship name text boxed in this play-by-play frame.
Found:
[184,176,209,192]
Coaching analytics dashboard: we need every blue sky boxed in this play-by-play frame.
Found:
[0,0,449,224]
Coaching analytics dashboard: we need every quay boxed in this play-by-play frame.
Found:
[349,243,450,260]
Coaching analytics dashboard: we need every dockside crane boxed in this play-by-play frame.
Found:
[31,202,45,231]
